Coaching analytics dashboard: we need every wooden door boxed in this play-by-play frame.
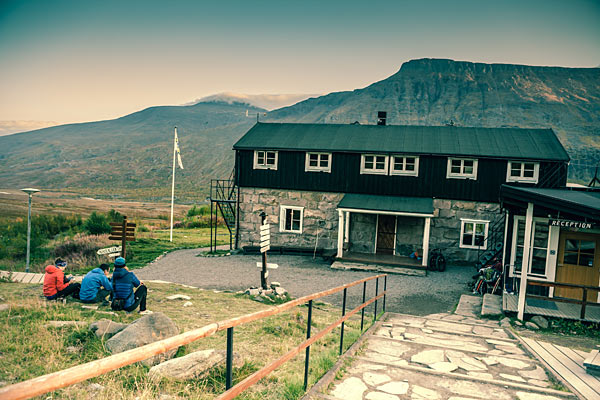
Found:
[376,215,396,255]
[555,232,600,302]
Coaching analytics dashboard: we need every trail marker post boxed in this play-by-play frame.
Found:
[109,216,136,259]
[259,212,270,290]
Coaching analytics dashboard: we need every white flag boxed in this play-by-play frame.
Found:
[175,130,184,169]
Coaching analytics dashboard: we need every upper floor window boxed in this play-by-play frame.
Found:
[280,205,303,233]
[391,155,419,176]
[460,219,488,249]
[360,154,388,175]
[305,152,331,173]
[507,161,539,183]
[447,158,478,180]
[253,150,278,170]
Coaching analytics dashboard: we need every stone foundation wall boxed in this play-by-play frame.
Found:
[430,199,501,263]
[238,187,343,249]
[237,188,501,263]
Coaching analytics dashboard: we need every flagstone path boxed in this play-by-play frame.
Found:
[308,312,575,400]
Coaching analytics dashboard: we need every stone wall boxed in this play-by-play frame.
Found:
[238,188,343,249]
[430,199,501,263]
[237,188,502,263]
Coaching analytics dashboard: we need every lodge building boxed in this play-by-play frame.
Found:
[231,121,570,271]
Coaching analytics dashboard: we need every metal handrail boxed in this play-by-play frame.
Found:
[0,274,387,400]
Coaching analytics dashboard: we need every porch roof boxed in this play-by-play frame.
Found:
[500,185,600,221]
[338,194,434,216]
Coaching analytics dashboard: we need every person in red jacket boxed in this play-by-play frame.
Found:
[43,258,80,300]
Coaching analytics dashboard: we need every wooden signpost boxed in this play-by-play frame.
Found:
[259,212,270,290]
[108,216,136,258]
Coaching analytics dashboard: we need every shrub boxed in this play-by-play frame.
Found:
[84,212,111,235]
[187,205,210,218]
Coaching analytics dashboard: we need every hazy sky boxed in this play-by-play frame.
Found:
[0,0,599,125]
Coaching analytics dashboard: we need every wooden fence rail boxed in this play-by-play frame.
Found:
[0,274,387,400]
[527,279,600,320]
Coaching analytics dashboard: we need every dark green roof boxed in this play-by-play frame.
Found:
[338,194,434,215]
[500,185,600,220]
[233,122,569,161]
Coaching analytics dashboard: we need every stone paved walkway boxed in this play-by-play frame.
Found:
[308,312,575,400]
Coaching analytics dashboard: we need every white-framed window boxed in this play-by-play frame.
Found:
[506,161,539,183]
[390,155,419,176]
[460,219,489,249]
[360,154,388,175]
[253,150,278,170]
[279,205,303,233]
[447,158,478,180]
[305,152,331,173]
[511,216,550,278]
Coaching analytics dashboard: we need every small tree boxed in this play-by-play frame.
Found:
[84,212,111,235]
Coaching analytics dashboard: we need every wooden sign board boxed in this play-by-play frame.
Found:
[256,262,278,269]
[260,244,270,253]
[97,246,122,255]
[109,222,137,227]
[109,236,136,242]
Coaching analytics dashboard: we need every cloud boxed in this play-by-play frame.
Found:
[0,120,59,136]
[185,92,322,111]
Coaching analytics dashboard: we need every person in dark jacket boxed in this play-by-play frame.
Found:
[43,258,80,300]
[112,257,151,314]
[80,263,113,304]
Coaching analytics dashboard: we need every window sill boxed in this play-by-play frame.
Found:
[447,175,477,180]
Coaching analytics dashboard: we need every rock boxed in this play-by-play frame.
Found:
[429,362,458,373]
[519,366,547,380]
[467,372,494,380]
[525,322,539,330]
[363,372,392,386]
[366,392,399,400]
[270,282,281,287]
[411,349,445,365]
[331,377,367,400]
[81,305,98,310]
[262,289,273,295]
[66,346,80,353]
[183,301,193,307]
[0,304,10,312]
[411,385,441,399]
[530,316,549,329]
[88,383,105,391]
[45,321,87,328]
[499,317,511,326]
[274,287,287,296]
[377,381,409,395]
[246,288,260,296]
[149,349,242,380]
[529,379,550,387]
[499,373,526,382]
[166,294,191,301]
[105,312,179,366]
[513,320,523,326]
[494,357,530,370]
[89,319,128,339]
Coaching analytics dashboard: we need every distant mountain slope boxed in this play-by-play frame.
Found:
[0,101,264,200]
[268,59,600,182]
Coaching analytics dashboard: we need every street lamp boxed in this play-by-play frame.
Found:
[21,188,40,273]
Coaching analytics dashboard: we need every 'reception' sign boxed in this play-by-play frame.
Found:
[549,219,595,229]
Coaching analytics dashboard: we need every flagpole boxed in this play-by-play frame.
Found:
[169,126,177,242]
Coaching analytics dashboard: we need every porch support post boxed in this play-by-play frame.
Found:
[422,217,431,267]
[517,202,534,321]
[337,209,344,258]
[344,211,350,244]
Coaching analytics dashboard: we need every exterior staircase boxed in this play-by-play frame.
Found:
[210,169,238,251]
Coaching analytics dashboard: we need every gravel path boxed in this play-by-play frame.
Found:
[136,249,475,316]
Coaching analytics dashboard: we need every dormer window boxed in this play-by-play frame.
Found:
[447,158,478,180]
[507,161,539,183]
[360,154,388,175]
[391,155,419,176]
[253,150,278,170]
[305,152,331,172]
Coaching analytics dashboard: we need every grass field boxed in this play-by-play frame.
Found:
[0,281,371,399]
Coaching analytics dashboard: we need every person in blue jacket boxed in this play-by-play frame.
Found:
[112,257,151,314]
[80,263,113,304]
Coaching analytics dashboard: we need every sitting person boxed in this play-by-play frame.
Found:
[112,257,151,314]
[80,263,113,304]
[43,258,80,300]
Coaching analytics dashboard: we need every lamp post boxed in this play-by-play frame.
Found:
[21,188,40,273]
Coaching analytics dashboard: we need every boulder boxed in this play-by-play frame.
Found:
[89,319,128,339]
[530,316,549,329]
[525,322,539,330]
[274,287,287,296]
[0,304,10,312]
[105,312,179,366]
[45,321,87,328]
[166,294,191,301]
[148,349,242,381]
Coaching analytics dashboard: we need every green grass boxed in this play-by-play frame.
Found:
[0,281,372,399]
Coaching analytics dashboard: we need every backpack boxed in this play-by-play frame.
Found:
[111,298,125,311]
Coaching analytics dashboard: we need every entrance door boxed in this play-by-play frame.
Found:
[376,215,396,255]
[556,232,599,302]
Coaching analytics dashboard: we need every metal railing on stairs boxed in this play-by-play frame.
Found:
[0,274,388,400]
[210,169,238,251]
[476,212,506,269]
